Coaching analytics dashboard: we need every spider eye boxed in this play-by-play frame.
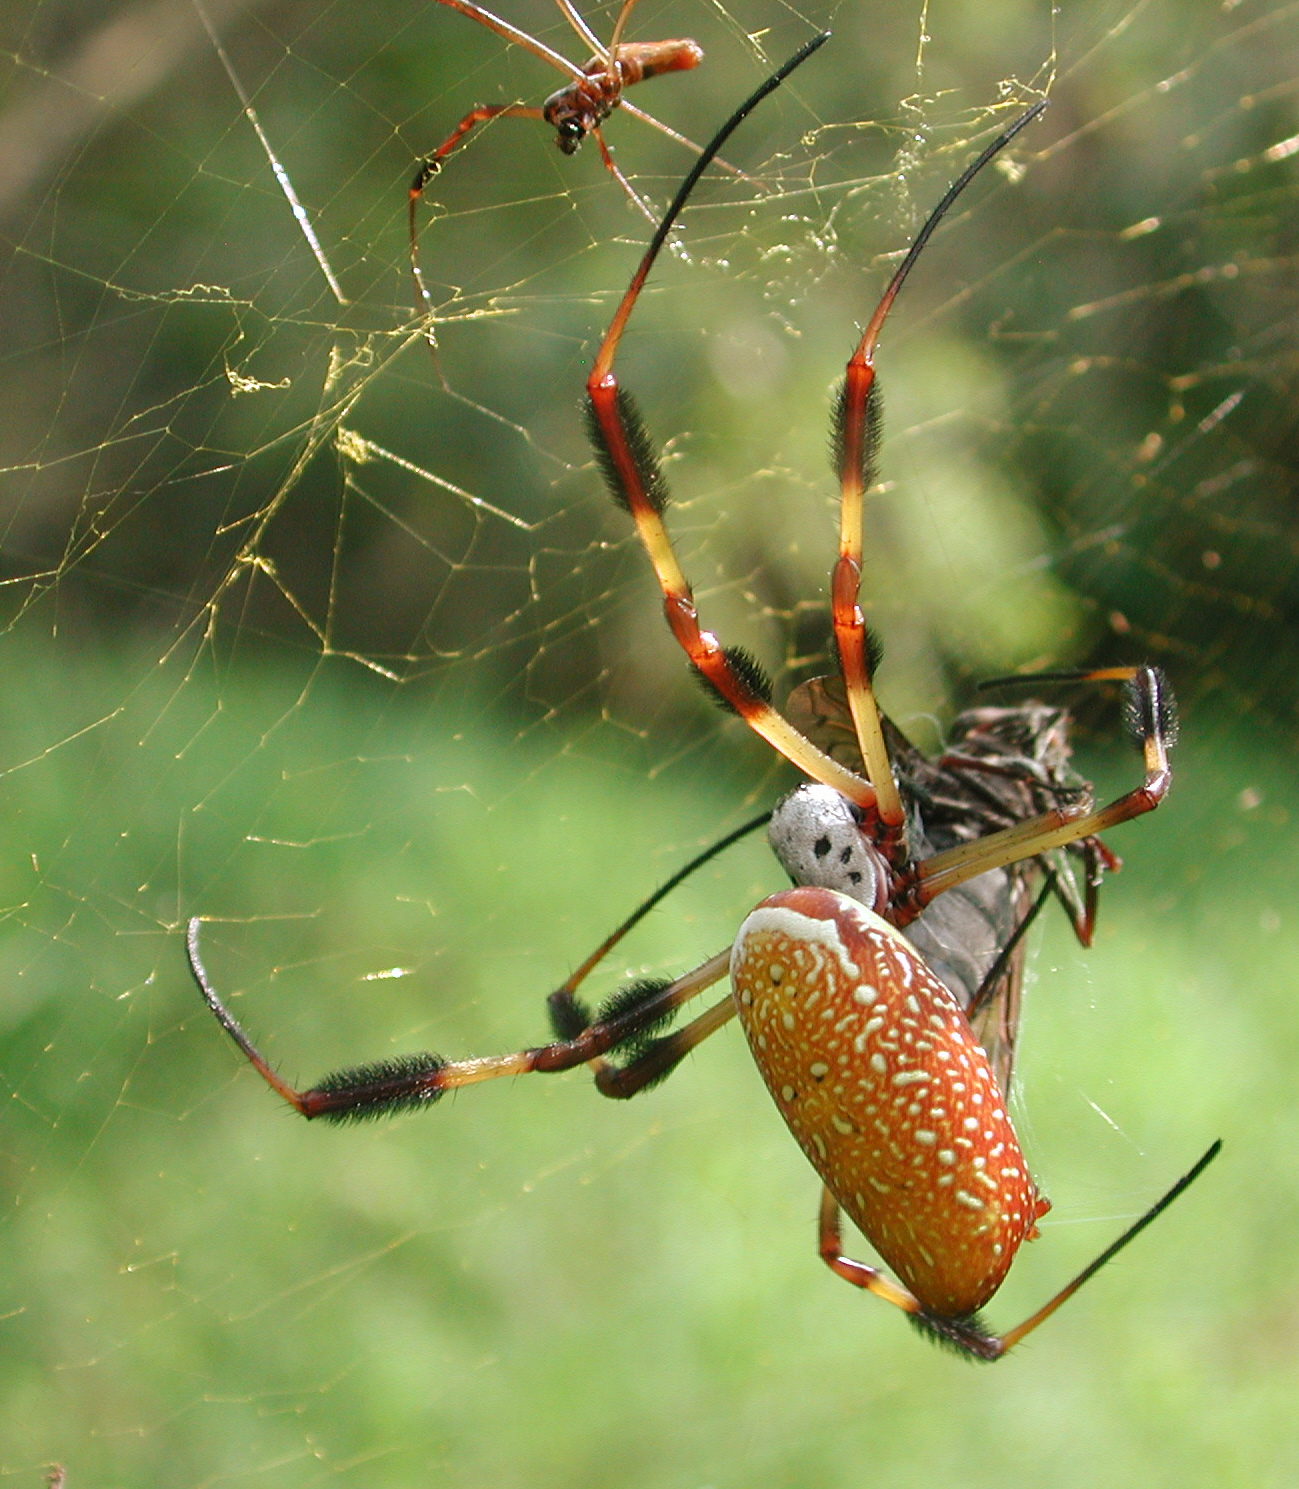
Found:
[556,119,586,153]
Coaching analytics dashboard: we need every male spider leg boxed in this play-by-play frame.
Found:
[830,100,1048,847]
[913,667,1175,907]
[604,0,638,57]
[554,0,611,57]
[187,916,728,1122]
[409,102,545,331]
[590,127,658,223]
[620,100,761,188]
[821,1141,1221,1361]
[585,35,883,813]
[433,0,587,76]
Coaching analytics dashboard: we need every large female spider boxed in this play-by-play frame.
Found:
[190,37,1218,1360]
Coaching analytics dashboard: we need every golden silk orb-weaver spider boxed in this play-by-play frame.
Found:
[189,36,1219,1360]
[407,0,719,330]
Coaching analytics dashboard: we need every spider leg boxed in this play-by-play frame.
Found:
[619,100,762,189]
[186,916,728,1122]
[962,846,1110,1036]
[585,36,882,812]
[554,0,608,59]
[988,1140,1222,1356]
[913,667,1175,907]
[820,1142,1220,1360]
[606,0,641,58]
[592,126,658,223]
[594,991,736,1098]
[432,0,586,80]
[829,102,1047,849]
[818,1184,927,1312]
[537,812,767,1092]
[964,874,1051,1024]
[546,810,768,1023]
[408,102,545,331]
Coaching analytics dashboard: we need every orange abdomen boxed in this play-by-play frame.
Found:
[611,40,705,85]
[730,885,1049,1318]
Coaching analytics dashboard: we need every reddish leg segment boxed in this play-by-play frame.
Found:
[408,103,546,330]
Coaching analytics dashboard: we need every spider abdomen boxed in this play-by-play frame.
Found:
[730,885,1049,1318]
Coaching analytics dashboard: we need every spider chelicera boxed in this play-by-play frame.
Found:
[190,36,1219,1360]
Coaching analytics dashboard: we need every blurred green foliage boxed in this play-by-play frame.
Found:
[0,637,1296,1486]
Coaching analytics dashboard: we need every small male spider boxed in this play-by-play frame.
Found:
[190,37,1219,1360]
[409,0,715,324]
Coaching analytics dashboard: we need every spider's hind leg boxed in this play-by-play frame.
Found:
[187,918,729,1123]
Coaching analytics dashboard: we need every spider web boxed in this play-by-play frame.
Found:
[1,0,1297,1484]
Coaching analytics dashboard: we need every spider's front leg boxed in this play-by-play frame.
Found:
[582,33,879,816]
[824,102,1048,855]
